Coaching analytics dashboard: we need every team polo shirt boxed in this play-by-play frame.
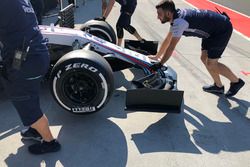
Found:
[0,0,42,58]
[170,9,229,38]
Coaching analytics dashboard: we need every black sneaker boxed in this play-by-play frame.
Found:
[21,127,42,141]
[28,139,61,155]
[225,78,245,97]
[202,84,224,94]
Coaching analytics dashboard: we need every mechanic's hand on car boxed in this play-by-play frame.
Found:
[150,62,163,71]
[94,16,106,21]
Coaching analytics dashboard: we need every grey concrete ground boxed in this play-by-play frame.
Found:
[0,0,250,167]
[210,0,250,16]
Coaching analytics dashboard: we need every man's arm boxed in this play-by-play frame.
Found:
[156,31,172,58]
[102,0,107,15]
[158,18,188,64]
[103,0,115,19]
[148,31,172,61]
[160,36,180,64]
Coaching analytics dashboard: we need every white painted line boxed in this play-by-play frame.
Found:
[233,30,250,41]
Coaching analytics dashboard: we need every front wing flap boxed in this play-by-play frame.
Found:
[125,89,184,113]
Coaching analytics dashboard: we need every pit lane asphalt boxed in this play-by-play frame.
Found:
[0,0,250,167]
[210,0,250,16]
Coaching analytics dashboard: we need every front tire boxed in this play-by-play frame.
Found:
[50,49,114,114]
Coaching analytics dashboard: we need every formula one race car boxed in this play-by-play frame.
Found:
[41,4,184,114]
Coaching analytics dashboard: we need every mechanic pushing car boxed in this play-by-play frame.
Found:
[0,0,61,154]
[99,0,144,46]
[149,0,245,97]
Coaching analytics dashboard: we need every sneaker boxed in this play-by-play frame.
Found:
[21,127,42,141]
[225,78,245,97]
[28,139,61,155]
[202,84,224,94]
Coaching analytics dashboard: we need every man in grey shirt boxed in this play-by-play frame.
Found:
[149,0,245,97]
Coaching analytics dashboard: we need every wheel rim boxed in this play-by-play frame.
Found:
[61,70,99,104]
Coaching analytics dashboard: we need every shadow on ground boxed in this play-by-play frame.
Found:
[1,71,129,167]
[2,68,250,166]
[131,103,201,154]
[132,98,250,154]
[186,97,250,153]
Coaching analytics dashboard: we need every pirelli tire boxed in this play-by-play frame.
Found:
[80,20,117,44]
[50,49,114,114]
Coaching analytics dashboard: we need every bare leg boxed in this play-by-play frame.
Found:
[201,50,239,86]
[117,38,123,46]
[217,62,238,82]
[201,50,223,87]
[132,31,143,41]
[117,30,143,46]
[31,115,54,142]
[206,59,223,87]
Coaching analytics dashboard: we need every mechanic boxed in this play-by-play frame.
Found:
[149,0,245,97]
[30,0,44,25]
[0,0,61,154]
[98,0,144,46]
